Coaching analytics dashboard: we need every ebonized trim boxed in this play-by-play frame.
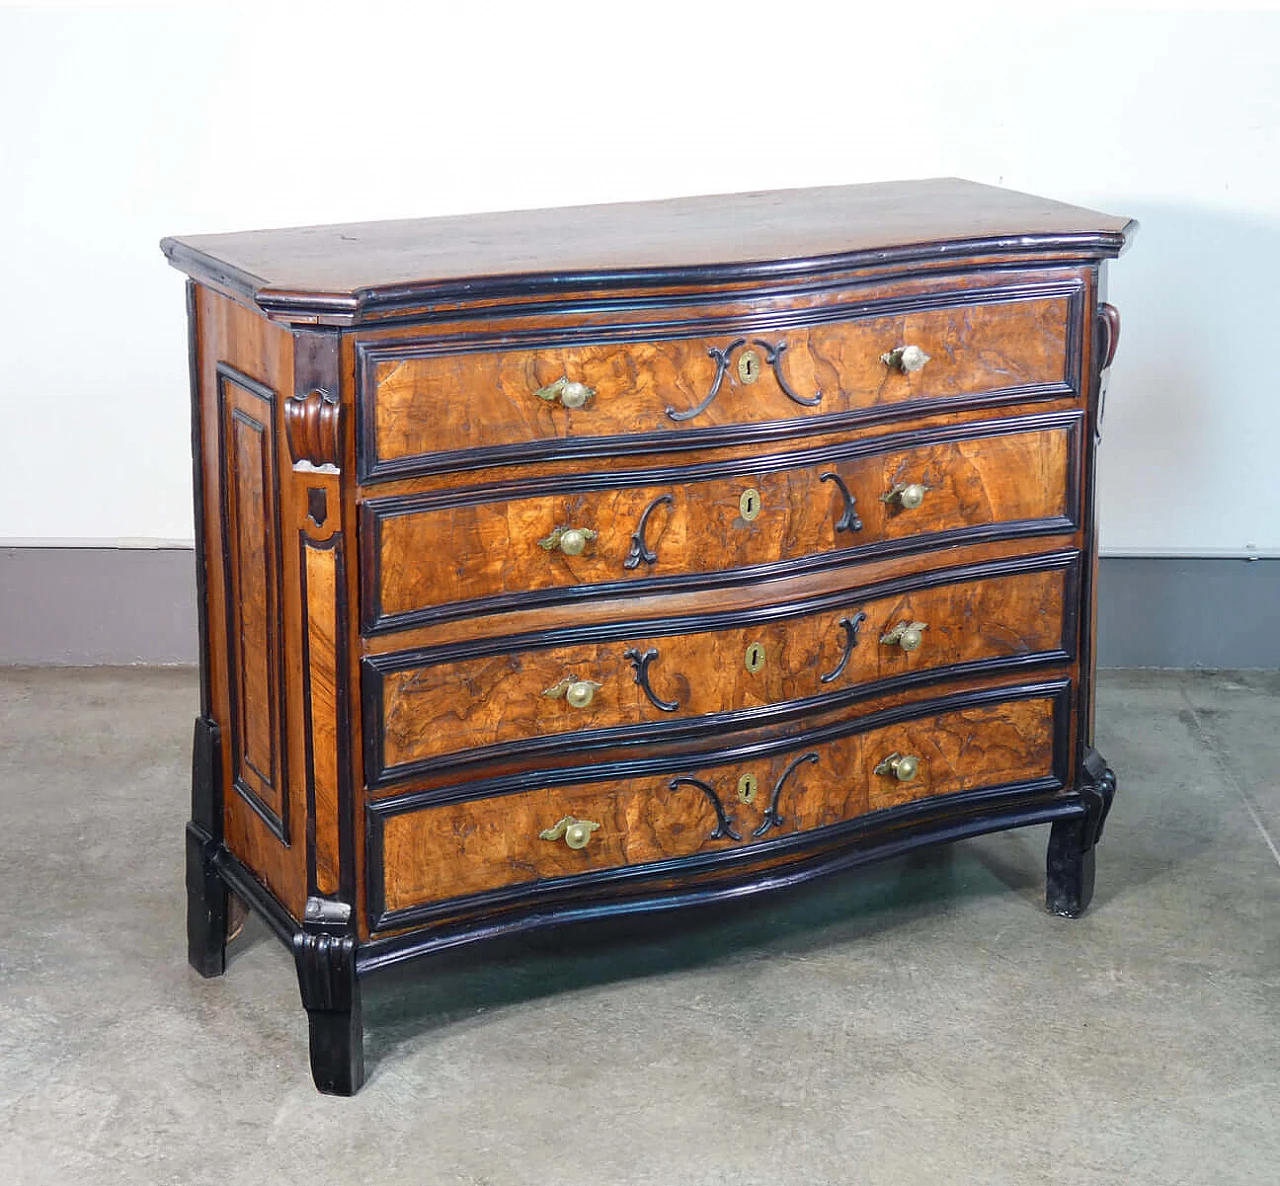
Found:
[363,550,1080,789]
[215,363,289,844]
[212,844,299,947]
[355,279,1085,483]
[365,676,1072,931]
[362,409,1085,635]
[371,675,1071,818]
[358,793,1087,970]
[186,281,213,721]
[162,231,1126,328]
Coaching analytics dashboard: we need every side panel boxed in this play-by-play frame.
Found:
[197,287,307,917]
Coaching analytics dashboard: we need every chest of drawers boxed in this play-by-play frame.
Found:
[164,179,1133,1094]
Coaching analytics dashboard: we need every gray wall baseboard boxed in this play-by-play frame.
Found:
[1095,555,1279,669]
[1,547,1276,669]
[1,547,198,666]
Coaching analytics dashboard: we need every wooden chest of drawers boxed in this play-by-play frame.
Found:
[164,179,1133,1094]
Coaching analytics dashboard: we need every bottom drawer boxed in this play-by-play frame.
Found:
[369,683,1068,929]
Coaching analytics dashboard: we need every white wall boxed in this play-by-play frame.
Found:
[3,4,1277,554]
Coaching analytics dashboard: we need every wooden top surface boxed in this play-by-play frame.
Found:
[161,179,1133,323]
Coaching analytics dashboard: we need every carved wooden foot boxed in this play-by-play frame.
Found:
[294,917,364,1095]
[185,821,228,977]
[1046,747,1117,918]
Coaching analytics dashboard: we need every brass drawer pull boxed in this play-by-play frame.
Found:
[539,525,597,556]
[881,481,930,510]
[874,752,919,782]
[880,621,927,652]
[534,376,595,409]
[540,815,600,849]
[881,344,931,374]
[543,677,602,709]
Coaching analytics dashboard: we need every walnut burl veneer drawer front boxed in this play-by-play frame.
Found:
[364,552,1077,786]
[369,686,1065,925]
[358,286,1076,481]
[364,414,1079,633]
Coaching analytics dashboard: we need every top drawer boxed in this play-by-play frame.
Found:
[356,283,1080,482]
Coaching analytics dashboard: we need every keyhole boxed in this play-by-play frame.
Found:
[739,487,761,521]
[744,642,766,673]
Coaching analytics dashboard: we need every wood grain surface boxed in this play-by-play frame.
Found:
[196,288,308,918]
[370,422,1071,623]
[162,178,1132,305]
[376,694,1058,915]
[375,565,1069,774]
[369,294,1068,470]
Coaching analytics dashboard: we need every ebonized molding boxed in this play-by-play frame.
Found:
[356,280,1085,483]
[362,409,1085,635]
[163,232,1125,329]
[215,363,289,844]
[362,550,1081,789]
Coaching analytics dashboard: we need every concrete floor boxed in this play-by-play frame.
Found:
[0,669,1277,1185]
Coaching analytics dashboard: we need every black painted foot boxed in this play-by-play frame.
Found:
[185,822,228,977]
[1046,818,1096,917]
[295,923,365,1095]
[187,716,227,976]
[1046,747,1116,919]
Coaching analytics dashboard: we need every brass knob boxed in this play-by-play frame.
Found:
[881,345,931,373]
[539,815,601,849]
[874,752,919,782]
[881,621,928,652]
[543,677,603,708]
[881,482,930,510]
[534,376,595,409]
[539,526,598,556]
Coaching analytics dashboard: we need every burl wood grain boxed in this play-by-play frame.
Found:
[372,423,1070,621]
[378,695,1057,913]
[303,537,341,895]
[377,566,1068,774]
[220,378,285,825]
[370,295,1069,469]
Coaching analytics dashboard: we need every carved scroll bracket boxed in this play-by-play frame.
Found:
[286,387,342,469]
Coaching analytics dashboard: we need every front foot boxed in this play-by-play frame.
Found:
[294,905,365,1095]
[1046,748,1116,918]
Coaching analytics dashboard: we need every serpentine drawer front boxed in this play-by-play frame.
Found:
[363,415,1079,631]
[364,553,1077,784]
[369,688,1066,927]
[359,284,1075,481]
[165,179,1131,1094]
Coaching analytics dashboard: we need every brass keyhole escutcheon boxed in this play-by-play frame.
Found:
[739,487,762,522]
[737,772,759,804]
[738,349,762,384]
[744,641,767,673]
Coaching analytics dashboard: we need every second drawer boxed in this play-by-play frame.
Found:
[363,552,1077,787]
[362,412,1081,633]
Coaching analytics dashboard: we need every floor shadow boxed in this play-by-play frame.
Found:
[360,839,1024,1066]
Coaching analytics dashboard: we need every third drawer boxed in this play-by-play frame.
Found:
[363,550,1079,787]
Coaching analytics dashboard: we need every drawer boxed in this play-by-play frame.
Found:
[357,285,1076,481]
[368,684,1068,927]
[363,552,1077,787]
[363,413,1081,633]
